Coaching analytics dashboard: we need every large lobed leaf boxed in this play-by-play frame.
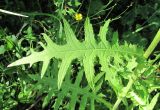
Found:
[53,70,113,110]
[8,17,144,90]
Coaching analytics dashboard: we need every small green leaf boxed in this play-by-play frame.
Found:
[0,45,6,54]
[6,36,14,49]
[146,93,159,110]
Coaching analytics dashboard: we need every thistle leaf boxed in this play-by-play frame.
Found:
[8,17,144,90]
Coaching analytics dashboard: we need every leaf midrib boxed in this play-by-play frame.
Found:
[49,46,141,56]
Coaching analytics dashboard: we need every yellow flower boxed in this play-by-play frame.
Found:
[75,13,83,21]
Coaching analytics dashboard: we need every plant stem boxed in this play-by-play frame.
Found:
[113,29,160,110]
[144,29,160,58]
[113,78,134,110]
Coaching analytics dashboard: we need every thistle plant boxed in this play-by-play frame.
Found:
[8,17,160,110]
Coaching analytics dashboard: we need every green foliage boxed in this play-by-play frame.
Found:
[1,0,160,110]
[7,17,160,109]
[53,71,112,110]
[8,17,143,90]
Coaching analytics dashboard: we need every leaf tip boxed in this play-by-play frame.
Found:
[7,62,18,67]
[7,64,13,67]
[58,82,62,90]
